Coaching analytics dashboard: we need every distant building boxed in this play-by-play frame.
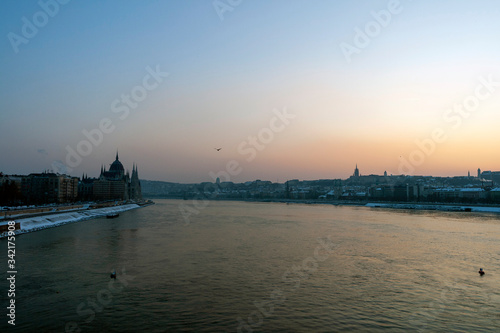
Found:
[479,170,500,185]
[93,152,142,201]
[460,188,486,201]
[129,164,142,200]
[78,174,96,201]
[22,172,78,204]
[353,164,360,177]
[0,173,24,205]
[0,174,23,191]
[489,188,500,202]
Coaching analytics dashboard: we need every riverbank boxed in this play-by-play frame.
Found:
[278,199,500,213]
[0,201,154,238]
[365,202,500,213]
[171,196,500,215]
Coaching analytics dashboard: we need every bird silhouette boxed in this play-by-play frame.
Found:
[214,148,222,151]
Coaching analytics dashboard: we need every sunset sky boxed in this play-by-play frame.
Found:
[2,0,500,183]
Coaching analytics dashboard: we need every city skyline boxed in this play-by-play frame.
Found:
[2,1,500,183]
[3,159,496,185]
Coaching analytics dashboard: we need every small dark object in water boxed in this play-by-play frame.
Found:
[106,213,119,219]
[479,268,485,276]
[110,270,116,279]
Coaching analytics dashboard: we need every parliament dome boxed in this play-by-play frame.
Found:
[109,152,124,175]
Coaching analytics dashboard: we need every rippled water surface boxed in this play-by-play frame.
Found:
[1,199,500,332]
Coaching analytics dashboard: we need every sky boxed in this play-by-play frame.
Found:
[2,0,500,183]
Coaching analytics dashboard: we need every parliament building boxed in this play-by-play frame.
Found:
[92,152,142,201]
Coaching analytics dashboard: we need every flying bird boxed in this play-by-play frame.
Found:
[214,148,222,151]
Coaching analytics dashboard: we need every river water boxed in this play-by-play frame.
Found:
[1,199,500,332]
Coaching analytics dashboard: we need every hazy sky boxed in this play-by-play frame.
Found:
[2,0,500,183]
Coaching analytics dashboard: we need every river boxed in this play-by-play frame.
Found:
[1,199,499,332]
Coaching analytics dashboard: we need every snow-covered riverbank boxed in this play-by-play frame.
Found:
[365,202,500,213]
[0,204,140,238]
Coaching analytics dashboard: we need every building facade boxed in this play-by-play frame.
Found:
[21,172,79,204]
